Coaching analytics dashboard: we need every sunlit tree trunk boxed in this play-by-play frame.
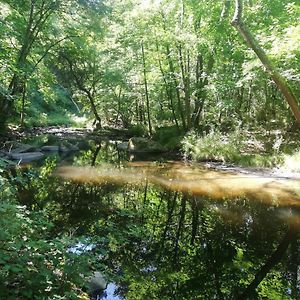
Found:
[231,0,300,125]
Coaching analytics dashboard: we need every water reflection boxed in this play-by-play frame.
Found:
[16,139,300,299]
[55,162,300,207]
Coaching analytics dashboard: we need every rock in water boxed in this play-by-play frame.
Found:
[89,271,107,294]
[41,146,59,152]
[117,142,129,151]
[11,152,44,163]
[128,137,166,153]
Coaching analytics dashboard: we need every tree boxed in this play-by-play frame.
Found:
[231,0,300,125]
[0,0,65,129]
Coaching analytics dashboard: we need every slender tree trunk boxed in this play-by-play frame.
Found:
[141,43,152,135]
[193,53,214,128]
[178,44,191,130]
[231,0,300,124]
[86,91,102,128]
[0,0,60,129]
[166,45,187,130]
[62,54,102,128]
[20,82,26,128]
[156,41,179,130]
[220,0,231,19]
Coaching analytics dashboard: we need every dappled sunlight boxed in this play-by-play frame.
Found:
[56,161,300,207]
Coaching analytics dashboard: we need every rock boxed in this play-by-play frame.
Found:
[41,146,59,152]
[10,143,36,154]
[89,271,107,294]
[128,137,166,153]
[117,142,129,151]
[65,142,79,151]
[11,152,44,163]
[59,141,79,152]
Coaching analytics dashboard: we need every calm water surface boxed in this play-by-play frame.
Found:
[21,138,300,299]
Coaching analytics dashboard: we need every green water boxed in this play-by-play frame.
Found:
[14,139,300,299]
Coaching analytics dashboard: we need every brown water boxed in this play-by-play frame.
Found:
[56,161,300,208]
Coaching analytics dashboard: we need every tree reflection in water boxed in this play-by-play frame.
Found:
[18,140,300,299]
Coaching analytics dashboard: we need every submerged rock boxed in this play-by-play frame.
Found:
[59,141,80,152]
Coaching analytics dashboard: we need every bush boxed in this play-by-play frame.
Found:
[153,126,184,151]
[281,149,300,172]
[181,130,283,167]
[182,131,242,162]
[127,124,148,137]
[0,199,93,299]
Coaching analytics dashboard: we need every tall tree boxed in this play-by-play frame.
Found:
[231,0,300,124]
[0,0,64,129]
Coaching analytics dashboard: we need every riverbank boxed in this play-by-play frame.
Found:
[1,125,300,180]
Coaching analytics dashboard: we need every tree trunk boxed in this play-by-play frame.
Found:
[0,0,60,129]
[178,44,191,130]
[156,41,179,130]
[86,91,102,128]
[141,43,152,135]
[231,0,300,124]
[166,45,187,130]
[20,82,26,128]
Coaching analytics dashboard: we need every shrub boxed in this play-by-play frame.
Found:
[182,131,242,162]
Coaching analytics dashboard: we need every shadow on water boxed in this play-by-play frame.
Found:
[14,138,300,299]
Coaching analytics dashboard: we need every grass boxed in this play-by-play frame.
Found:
[280,150,300,172]
[181,130,285,168]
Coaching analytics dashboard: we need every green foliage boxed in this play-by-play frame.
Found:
[127,124,148,137]
[281,149,300,172]
[182,130,242,162]
[0,200,91,299]
[153,126,185,151]
[182,130,284,167]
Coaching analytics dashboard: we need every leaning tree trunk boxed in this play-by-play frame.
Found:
[231,0,300,124]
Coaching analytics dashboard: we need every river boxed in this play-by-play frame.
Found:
[16,137,300,299]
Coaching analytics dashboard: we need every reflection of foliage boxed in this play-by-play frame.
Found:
[1,143,299,299]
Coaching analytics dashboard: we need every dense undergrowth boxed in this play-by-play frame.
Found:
[0,162,93,299]
[181,129,300,168]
